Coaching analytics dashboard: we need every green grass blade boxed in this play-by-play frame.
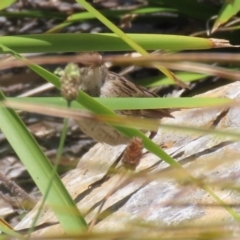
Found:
[137,72,209,87]
[11,97,233,110]
[0,44,87,234]
[47,7,177,33]
[72,0,187,87]
[0,219,23,239]
[28,117,71,236]
[212,0,240,33]
[0,90,87,234]
[0,0,16,10]
[0,33,224,53]
[6,99,240,142]
[68,7,177,21]
[76,0,153,53]
[148,0,218,20]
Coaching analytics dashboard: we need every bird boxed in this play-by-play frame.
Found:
[64,52,173,145]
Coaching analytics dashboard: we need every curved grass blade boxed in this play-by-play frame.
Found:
[0,90,87,234]
[0,0,16,10]
[0,45,87,234]
[47,7,177,33]
[212,0,240,33]
[148,0,218,20]
[0,217,23,238]
[76,0,188,88]
[137,72,209,87]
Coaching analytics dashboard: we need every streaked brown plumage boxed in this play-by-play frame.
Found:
[76,53,173,145]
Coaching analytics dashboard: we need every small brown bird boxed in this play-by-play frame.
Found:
[76,52,173,145]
